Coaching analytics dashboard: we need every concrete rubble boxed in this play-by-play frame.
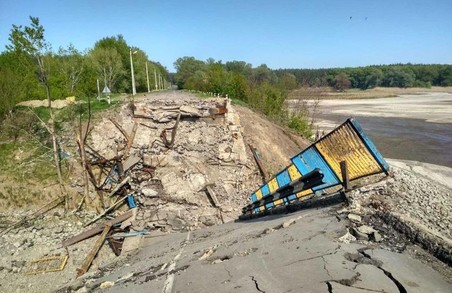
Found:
[86,92,260,233]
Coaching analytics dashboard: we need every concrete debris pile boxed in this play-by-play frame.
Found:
[347,167,451,239]
[344,166,452,264]
[83,92,260,233]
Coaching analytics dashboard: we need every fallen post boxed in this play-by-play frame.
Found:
[248,144,268,183]
[76,222,112,278]
[62,210,133,247]
[83,193,131,227]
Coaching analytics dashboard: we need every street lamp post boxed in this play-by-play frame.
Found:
[129,48,137,96]
[145,61,150,93]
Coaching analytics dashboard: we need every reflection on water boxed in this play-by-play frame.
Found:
[317,114,452,168]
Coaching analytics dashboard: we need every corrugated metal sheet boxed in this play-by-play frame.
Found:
[315,123,381,180]
[248,118,389,213]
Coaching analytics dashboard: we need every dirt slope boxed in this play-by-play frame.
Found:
[235,105,309,176]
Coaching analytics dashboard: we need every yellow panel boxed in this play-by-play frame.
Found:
[288,164,302,181]
[296,189,312,198]
[259,206,265,211]
[315,124,381,180]
[274,199,283,206]
[256,189,263,200]
[268,178,279,193]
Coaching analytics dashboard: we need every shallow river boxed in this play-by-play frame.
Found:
[292,93,452,168]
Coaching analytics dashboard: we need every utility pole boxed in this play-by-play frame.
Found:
[154,69,158,90]
[129,48,136,96]
[145,61,150,93]
[96,79,100,100]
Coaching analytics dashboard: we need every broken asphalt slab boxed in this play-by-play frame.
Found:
[58,206,452,293]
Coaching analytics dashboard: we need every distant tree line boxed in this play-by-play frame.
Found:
[173,57,311,136]
[0,17,169,118]
[275,64,452,90]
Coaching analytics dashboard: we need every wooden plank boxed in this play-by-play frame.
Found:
[340,160,351,191]
[77,223,112,278]
[248,144,269,183]
[83,193,131,227]
[206,186,220,207]
[62,210,133,247]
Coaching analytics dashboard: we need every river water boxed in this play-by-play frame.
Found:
[290,93,452,168]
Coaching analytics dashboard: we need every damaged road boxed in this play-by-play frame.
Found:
[58,206,451,293]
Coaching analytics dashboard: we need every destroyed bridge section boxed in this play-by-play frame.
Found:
[242,118,390,215]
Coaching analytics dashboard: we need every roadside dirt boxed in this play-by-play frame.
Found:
[235,105,309,175]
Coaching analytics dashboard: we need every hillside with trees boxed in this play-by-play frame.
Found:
[0,17,169,118]
[275,64,452,90]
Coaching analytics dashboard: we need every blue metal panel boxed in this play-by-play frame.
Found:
[250,193,257,202]
[292,156,310,175]
[291,147,340,191]
[287,194,297,201]
[350,118,390,172]
[276,169,291,188]
[254,208,260,213]
[265,202,274,209]
[261,184,270,197]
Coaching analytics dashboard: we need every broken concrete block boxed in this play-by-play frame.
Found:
[373,231,383,242]
[180,105,201,117]
[357,225,376,235]
[99,281,114,289]
[338,231,357,244]
[189,173,206,192]
[123,154,141,171]
[352,227,369,241]
[347,213,362,223]
[142,188,158,197]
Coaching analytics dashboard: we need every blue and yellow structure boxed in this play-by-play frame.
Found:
[247,118,389,214]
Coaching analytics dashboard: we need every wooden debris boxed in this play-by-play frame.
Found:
[24,255,69,275]
[124,122,138,158]
[248,144,269,182]
[340,160,351,191]
[77,222,112,278]
[84,193,131,227]
[160,112,181,148]
[107,176,130,198]
[62,210,133,247]
[205,185,220,207]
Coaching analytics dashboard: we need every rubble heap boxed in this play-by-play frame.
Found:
[84,92,261,232]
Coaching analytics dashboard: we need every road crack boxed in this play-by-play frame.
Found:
[249,275,265,293]
[358,250,407,293]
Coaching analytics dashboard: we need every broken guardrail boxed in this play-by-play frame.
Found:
[243,118,389,215]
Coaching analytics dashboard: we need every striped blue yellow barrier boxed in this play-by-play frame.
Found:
[247,118,389,214]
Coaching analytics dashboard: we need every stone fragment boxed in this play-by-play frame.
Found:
[99,281,115,289]
[352,227,369,241]
[347,213,362,223]
[357,225,376,235]
[338,231,357,244]
[373,231,383,242]
[180,105,201,117]
[142,188,158,197]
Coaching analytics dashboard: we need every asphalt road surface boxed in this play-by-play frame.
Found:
[76,206,451,293]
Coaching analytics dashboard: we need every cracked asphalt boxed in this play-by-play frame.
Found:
[68,206,451,293]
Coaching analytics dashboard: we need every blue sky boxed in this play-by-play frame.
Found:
[1,0,451,71]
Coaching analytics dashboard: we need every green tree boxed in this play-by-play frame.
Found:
[334,72,351,91]
[90,47,125,92]
[174,56,206,88]
[6,16,67,209]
